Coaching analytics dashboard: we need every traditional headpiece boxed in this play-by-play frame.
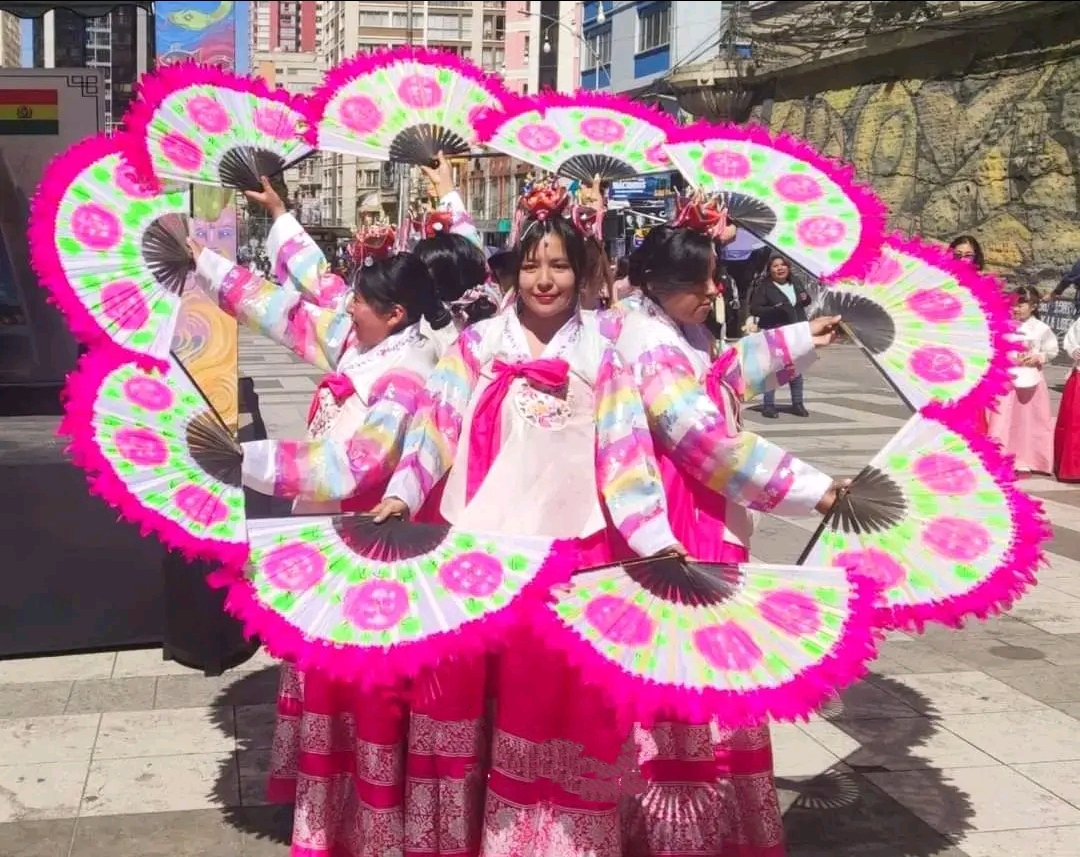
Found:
[510,172,606,246]
[672,191,731,241]
[348,222,396,268]
[412,208,455,240]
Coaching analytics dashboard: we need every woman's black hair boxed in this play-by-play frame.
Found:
[766,253,792,282]
[516,216,588,286]
[1012,284,1042,317]
[351,252,446,330]
[615,256,630,280]
[487,249,519,289]
[627,225,715,299]
[948,234,985,271]
[412,232,495,326]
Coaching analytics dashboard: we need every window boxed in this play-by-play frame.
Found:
[482,14,505,40]
[637,4,671,53]
[523,34,530,62]
[584,27,612,70]
[427,14,465,39]
[481,46,505,71]
[361,169,380,187]
[391,11,422,27]
[359,11,389,27]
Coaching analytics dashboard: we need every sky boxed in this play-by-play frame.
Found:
[20,19,31,67]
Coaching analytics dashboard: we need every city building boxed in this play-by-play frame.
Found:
[580,0,727,98]
[252,1,318,55]
[315,0,514,229]
[30,6,152,131]
[252,50,323,223]
[0,11,19,67]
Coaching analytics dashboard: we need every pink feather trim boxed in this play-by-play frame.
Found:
[27,134,170,374]
[58,347,249,570]
[666,121,888,283]
[305,45,512,148]
[881,403,1050,632]
[122,60,310,191]
[883,233,1022,420]
[473,89,679,145]
[207,536,580,689]
[525,568,883,729]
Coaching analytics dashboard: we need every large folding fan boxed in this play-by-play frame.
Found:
[530,555,879,727]
[59,349,248,568]
[28,134,193,370]
[219,514,578,686]
[474,91,678,183]
[307,46,509,167]
[123,61,314,192]
[664,123,886,282]
[811,235,1019,414]
[799,408,1049,631]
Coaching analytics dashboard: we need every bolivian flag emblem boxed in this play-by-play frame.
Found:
[0,90,59,136]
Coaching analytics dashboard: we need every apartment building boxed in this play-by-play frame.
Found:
[252,1,318,55]
[0,11,19,68]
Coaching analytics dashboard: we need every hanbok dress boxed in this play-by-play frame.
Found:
[383,307,681,857]
[264,190,484,357]
[987,315,1059,474]
[194,249,476,857]
[1056,317,1080,481]
[606,292,830,857]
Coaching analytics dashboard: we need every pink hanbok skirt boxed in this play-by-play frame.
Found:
[988,379,1054,474]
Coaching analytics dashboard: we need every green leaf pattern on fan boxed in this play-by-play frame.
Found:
[93,361,246,542]
[551,563,856,691]
[245,520,555,648]
[829,245,993,410]
[148,85,308,185]
[664,141,861,277]
[57,152,188,354]
[320,63,498,159]
[804,416,1012,611]
[491,107,671,176]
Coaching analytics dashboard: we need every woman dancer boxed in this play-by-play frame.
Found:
[189,236,490,857]
[371,181,686,857]
[1055,313,1080,482]
[988,285,1059,475]
[605,205,844,857]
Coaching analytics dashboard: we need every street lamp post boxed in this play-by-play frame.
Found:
[520,9,605,91]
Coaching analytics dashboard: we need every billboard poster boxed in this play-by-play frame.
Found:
[155,1,244,432]
[0,71,105,387]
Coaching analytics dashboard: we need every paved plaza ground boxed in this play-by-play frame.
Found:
[2,333,1080,856]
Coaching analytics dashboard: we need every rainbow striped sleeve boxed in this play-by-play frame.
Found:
[595,345,680,556]
[266,213,351,310]
[196,248,349,372]
[723,322,818,401]
[440,191,483,250]
[241,367,427,502]
[384,324,484,514]
[637,343,832,517]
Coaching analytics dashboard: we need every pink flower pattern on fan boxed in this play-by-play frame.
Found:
[914,453,977,496]
[774,173,823,203]
[397,74,442,109]
[644,143,670,166]
[701,149,751,181]
[122,375,173,411]
[159,132,203,171]
[174,485,229,527]
[262,543,327,592]
[438,552,504,598]
[863,253,904,285]
[693,622,763,671]
[338,96,384,134]
[795,215,846,249]
[252,106,298,140]
[923,517,991,563]
[342,580,410,630]
[580,116,625,144]
[583,595,655,647]
[517,123,561,153]
[835,548,906,589]
[759,590,822,636]
[71,204,121,251]
[909,345,965,383]
[101,281,150,331]
[186,96,231,134]
[907,288,963,324]
[113,427,168,467]
[113,163,155,199]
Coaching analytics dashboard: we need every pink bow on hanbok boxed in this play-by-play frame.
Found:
[306,372,356,425]
[466,357,570,502]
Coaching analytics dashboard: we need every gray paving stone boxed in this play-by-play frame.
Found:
[65,678,155,715]
[979,663,1080,705]
[69,809,243,857]
[0,818,75,857]
[153,670,279,711]
[0,681,71,718]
